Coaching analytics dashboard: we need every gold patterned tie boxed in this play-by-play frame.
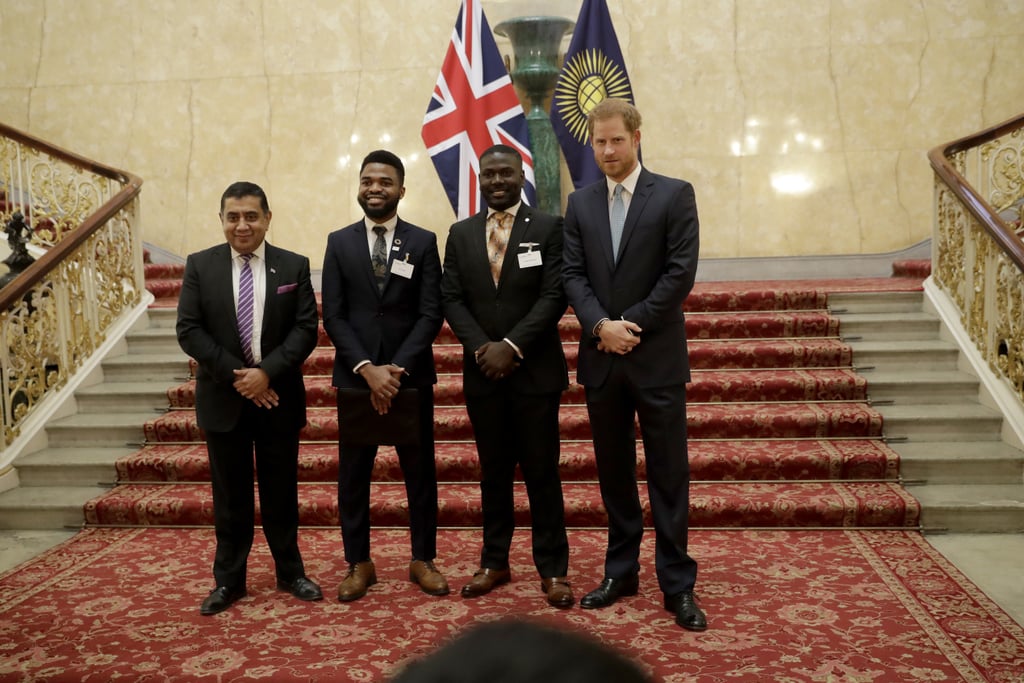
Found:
[487,211,512,286]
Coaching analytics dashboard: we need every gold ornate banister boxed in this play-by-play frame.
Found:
[929,112,1024,402]
[0,122,144,460]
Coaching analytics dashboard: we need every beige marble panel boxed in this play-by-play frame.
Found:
[36,0,135,86]
[130,0,266,83]
[0,90,31,130]
[737,153,859,257]
[263,0,362,76]
[984,37,1024,126]
[671,156,742,261]
[360,0,461,71]
[830,0,928,46]
[845,150,921,253]
[27,84,136,166]
[0,2,44,87]
[736,0,831,51]
[266,72,361,261]
[181,77,272,258]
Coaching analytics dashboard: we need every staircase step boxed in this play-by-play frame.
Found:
[907,484,1024,532]
[82,480,919,529]
[101,353,191,383]
[113,439,900,484]
[74,381,174,413]
[0,485,104,529]
[828,290,925,314]
[896,441,1024,484]
[837,312,941,341]
[860,369,980,405]
[124,327,184,355]
[847,339,960,370]
[144,306,179,329]
[877,403,1004,441]
[16,447,133,486]
[46,413,151,448]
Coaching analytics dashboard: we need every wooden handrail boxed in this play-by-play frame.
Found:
[0,122,143,311]
[927,112,1024,272]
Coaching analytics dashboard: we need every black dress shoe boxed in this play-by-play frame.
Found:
[579,575,639,609]
[667,590,707,631]
[199,586,246,616]
[277,576,323,602]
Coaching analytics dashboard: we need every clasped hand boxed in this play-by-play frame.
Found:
[475,340,519,380]
[360,363,405,415]
[233,368,278,408]
[596,319,642,355]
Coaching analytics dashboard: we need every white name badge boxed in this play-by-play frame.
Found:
[391,258,415,279]
[518,250,542,268]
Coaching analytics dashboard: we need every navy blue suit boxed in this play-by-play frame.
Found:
[563,167,700,596]
[321,218,443,563]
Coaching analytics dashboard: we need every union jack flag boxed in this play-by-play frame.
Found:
[422,0,536,220]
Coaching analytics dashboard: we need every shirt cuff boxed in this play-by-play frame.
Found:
[502,337,523,359]
[353,360,371,374]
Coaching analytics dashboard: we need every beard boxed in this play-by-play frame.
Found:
[358,194,401,220]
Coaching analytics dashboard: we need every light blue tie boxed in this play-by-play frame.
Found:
[610,184,625,262]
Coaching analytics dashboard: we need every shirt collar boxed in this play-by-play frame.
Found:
[606,163,642,197]
[487,201,521,221]
[231,241,267,261]
[364,216,399,233]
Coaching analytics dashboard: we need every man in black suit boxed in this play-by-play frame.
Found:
[441,145,572,608]
[321,150,447,602]
[176,181,323,615]
[562,99,707,631]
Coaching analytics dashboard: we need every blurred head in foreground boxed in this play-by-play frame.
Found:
[389,619,653,683]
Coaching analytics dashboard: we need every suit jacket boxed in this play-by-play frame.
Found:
[563,167,700,389]
[321,218,442,390]
[441,205,568,397]
[176,242,319,433]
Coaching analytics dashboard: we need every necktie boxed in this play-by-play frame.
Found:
[610,184,626,262]
[487,211,512,285]
[372,225,388,291]
[237,253,255,367]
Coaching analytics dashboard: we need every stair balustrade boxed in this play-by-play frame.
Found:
[0,122,143,466]
[929,113,1024,407]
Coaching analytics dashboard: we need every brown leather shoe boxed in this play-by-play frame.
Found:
[337,561,377,602]
[460,567,511,598]
[409,559,450,596]
[541,576,575,608]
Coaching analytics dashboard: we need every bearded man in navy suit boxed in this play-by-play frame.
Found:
[441,145,573,608]
[562,99,707,631]
[321,150,448,602]
[176,181,323,615]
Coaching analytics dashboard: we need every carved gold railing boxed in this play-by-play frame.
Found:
[0,122,143,460]
[929,113,1024,404]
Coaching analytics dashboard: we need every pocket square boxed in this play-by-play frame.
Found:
[276,283,298,294]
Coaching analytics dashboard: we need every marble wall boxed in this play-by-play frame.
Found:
[0,0,1021,264]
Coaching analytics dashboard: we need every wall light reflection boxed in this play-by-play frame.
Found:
[771,172,814,195]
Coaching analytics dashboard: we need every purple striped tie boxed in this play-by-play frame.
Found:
[237,253,255,367]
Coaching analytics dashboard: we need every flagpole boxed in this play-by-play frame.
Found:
[494,16,573,217]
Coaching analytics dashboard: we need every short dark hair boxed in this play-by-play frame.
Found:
[480,144,522,164]
[389,619,651,683]
[361,150,406,185]
[220,181,269,213]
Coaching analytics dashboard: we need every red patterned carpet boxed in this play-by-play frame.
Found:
[1,527,1022,682]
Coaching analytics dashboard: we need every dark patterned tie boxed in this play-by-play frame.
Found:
[237,253,255,367]
[487,211,512,286]
[372,225,388,291]
[610,184,625,262]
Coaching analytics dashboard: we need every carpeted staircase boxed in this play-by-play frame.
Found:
[77,261,943,531]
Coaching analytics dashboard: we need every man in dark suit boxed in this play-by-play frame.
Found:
[441,145,573,608]
[562,99,707,631]
[176,181,323,615]
[321,150,447,602]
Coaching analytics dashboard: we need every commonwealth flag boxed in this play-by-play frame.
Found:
[550,0,637,190]
[422,0,537,219]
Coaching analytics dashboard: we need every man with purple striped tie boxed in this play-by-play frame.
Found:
[177,181,323,615]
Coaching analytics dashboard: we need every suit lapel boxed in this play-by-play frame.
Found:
[261,244,279,333]
[497,208,534,288]
[590,183,616,271]
[352,222,381,296]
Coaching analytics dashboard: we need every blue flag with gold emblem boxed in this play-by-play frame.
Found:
[551,0,637,190]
